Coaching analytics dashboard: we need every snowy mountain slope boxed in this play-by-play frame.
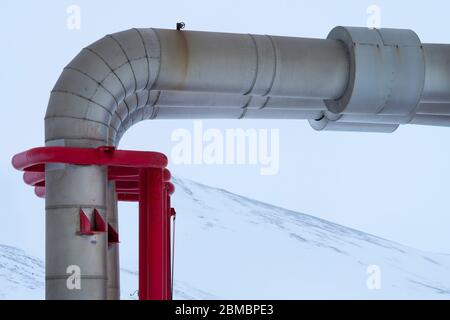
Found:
[169,177,450,299]
[0,245,44,299]
[1,177,450,299]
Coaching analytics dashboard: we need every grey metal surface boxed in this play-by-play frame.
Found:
[43,26,450,299]
[45,164,107,300]
[106,181,120,300]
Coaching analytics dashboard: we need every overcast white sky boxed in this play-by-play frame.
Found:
[1,0,450,258]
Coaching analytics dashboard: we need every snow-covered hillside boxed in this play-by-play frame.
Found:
[2,177,450,299]
[0,245,44,299]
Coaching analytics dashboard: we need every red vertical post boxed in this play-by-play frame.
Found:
[139,167,169,300]
[165,186,171,299]
[139,169,149,300]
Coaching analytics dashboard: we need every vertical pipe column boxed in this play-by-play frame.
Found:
[139,168,169,300]
[45,164,107,299]
[106,181,120,300]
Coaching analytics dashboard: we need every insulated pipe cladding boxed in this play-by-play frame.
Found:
[44,26,450,299]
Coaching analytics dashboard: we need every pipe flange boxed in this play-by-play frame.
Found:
[324,26,425,118]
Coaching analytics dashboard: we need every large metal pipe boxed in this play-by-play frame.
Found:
[44,26,450,299]
[46,29,350,146]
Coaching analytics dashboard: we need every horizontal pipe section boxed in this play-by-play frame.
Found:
[154,31,349,98]
[44,27,450,144]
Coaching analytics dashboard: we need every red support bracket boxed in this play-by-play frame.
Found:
[12,146,176,301]
[108,223,120,245]
[93,209,106,233]
[79,209,107,235]
[79,209,93,235]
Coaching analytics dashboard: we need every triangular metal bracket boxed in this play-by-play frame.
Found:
[79,208,106,235]
[93,209,106,233]
[108,223,120,245]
